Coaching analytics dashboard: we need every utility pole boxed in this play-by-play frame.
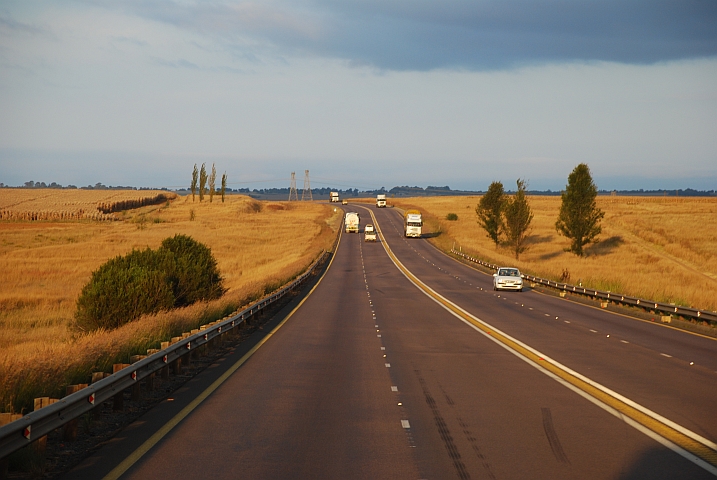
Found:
[288,172,298,201]
[301,170,313,201]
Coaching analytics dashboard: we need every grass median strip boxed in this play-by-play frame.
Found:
[362,206,717,476]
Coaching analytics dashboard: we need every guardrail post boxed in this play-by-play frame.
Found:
[32,397,57,454]
[130,355,146,400]
[160,343,170,379]
[146,350,160,389]
[112,364,130,411]
[90,372,108,418]
[1,413,23,479]
[63,384,88,440]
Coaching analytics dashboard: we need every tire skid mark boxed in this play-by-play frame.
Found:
[416,371,471,479]
[542,407,571,465]
[438,383,497,480]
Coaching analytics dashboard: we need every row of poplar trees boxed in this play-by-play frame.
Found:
[191,163,228,203]
[476,163,604,259]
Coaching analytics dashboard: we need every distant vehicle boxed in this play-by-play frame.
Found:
[364,224,377,242]
[493,267,523,291]
[345,212,360,233]
[330,192,340,203]
[404,210,422,238]
[342,199,348,205]
[376,194,386,208]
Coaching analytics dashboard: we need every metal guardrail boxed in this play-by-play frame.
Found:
[450,249,717,324]
[0,245,337,461]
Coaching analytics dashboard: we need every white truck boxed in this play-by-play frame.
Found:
[376,194,386,208]
[404,210,422,238]
[330,191,340,203]
[345,212,360,233]
[364,224,377,242]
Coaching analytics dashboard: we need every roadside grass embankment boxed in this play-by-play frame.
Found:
[389,196,717,318]
[0,191,342,413]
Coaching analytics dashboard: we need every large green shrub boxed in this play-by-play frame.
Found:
[160,234,224,306]
[74,235,224,332]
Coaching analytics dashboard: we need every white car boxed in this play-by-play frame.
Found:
[493,267,523,291]
[364,224,377,242]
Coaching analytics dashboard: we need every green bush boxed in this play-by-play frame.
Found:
[160,234,224,306]
[446,213,458,221]
[74,235,224,332]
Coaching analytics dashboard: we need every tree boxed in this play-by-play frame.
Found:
[475,181,505,246]
[503,179,533,260]
[220,172,227,203]
[555,163,605,256]
[191,164,198,202]
[208,163,217,203]
[199,163,207,202]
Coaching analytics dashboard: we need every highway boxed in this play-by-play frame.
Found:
[66,204,717,479]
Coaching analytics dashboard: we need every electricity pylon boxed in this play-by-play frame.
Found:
[288,172,298,201]
[301,170,313,201]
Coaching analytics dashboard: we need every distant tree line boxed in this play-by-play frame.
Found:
[3,181,173,191]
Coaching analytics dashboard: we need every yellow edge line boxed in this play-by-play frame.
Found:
[103,231,343,480]
[364,207,717,472]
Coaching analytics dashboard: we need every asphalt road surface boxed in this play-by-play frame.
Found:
[66,204,716,479]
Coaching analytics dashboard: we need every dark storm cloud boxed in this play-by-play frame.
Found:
[100,0,717,71]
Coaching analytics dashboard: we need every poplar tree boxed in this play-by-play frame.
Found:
[556,163,605,256]
[503,179,533,260]
[191,164,198,202]
[475,181,505,246]
[199,163,207,202]
[208,163,216,203]
[221,172,227,203]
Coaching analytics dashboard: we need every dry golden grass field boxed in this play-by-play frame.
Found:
[0,189,340,412]
[390,196,717,314]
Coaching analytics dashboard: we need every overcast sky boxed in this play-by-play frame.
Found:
[1,0,716,191]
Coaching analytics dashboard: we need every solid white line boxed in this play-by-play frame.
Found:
[661,353,673,358]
